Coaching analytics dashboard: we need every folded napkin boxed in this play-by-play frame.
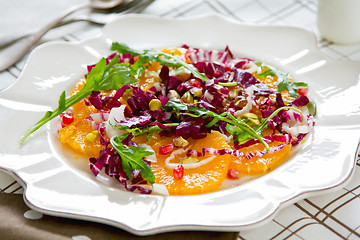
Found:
[0,193,239,240]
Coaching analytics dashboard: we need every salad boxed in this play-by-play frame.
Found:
[21,43,315,195]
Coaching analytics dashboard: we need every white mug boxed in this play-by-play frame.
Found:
[317,0,360,44]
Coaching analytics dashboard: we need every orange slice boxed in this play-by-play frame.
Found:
[58,105,103,157]
[139,131,231,195]
[228,141,291,176]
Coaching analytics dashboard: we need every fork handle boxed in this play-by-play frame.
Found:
[0,31,36,48]
[0,3,89,72]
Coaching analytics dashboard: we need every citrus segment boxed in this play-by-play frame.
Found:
[146,131,231,195]
[58,105,103,157]
[229,141,291,176]
[138,61,162,92]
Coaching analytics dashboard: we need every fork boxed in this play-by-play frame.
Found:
[0,0,154,72]
[0,15,110,48]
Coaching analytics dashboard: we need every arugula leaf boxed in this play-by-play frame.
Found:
[225,124,253,144]
[114,122,179,137]
[20,55,137,145]
[257,68,277,78]
[85,56,137,91]
[257,63,308,98]
[111,42,143,56]
[58,91,66,110]
[277,78,307,98]
[111,134,155,184]
[111,42,209,82]
[162,97,189,112]
[111,42,183,69]
[218,82,238,87]
[307,98,317,116]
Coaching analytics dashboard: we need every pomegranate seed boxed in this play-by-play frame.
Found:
[185,49,192,55]
[173,164,184,180]
[159,144,174,155]
[213,71,222,77]
[297,87,308,96]
[189,79,202,88]
[225,66,232,72]
[61,113,74,125]
[227,169,240,179]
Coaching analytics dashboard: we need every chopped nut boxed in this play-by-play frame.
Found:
[149,99,162,110]
[167,90,180,99]
[85,131,99,142]
[193,89,203,97]
[234,97,247,108]
[173,136,189,148]
[181,91,194,103]
[242,113,260,126]
[121,90,133,101]
[182,157,199,164]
